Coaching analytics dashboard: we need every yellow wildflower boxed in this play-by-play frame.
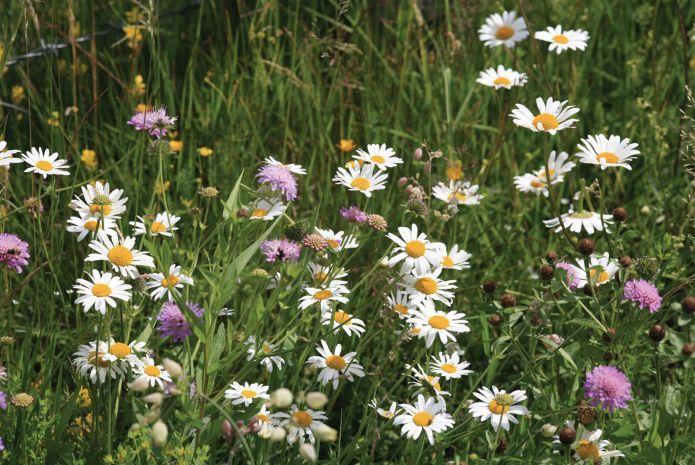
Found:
[197,147,213,157]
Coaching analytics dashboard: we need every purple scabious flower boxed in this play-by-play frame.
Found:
[0,391,6,410]
[260,239,301,263]
[256,164,298,201]
[555,261,580,290]
[584,365,632,412]
[340,206,368,224]
[127,107,177,138]
[623,279,662,313]
[157,301,204,343]
[0,233,30,273]
[0,437,4,452]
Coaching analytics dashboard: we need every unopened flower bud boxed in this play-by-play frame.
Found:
[545,250,558,263]
[612,207,627,222]
[500,293,517,308]
[413,148,423,161]
[488,313,503,327]
[269,426,287,442]
[270,388,293,408]
[539,264,554,281]
[313,423,338,442]
[162,358,184,379]
[151,420,168,446]
[682,343,694,356]
[299,443,317,462]
[619,256,632,267]
[143,393,164,405]
[236,207,249,218]
[578,238,595,256]
[398,177,408,187]
[482,280,496,294]
[423,161,432,174]
[541,423,557,438]
[681,296,695,314]
[305,391,328,410]
[559,426,576,445]
[128,377,150,392]
[495,438,508,453]
[649,324,666,342]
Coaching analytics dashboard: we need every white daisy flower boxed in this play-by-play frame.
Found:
[476,65,527,89]
[407,364,450,401]
[130,212,181,237]
[386,290,417,319]
[306,340,365,389]
[298,284,350,311]
[145,264,194,300]
[224,381,270,407]
[101,339,148,369]
[133,356,172,388]
[575,134,640,170]
[510,97,580,134]
[73,340,125,384]
[399,267,457,307]
[432,180,484,206]
[393,395,454,445]
[543,209,614,235]
[263,156,306,175]
[436,244,471,270]
[513,151,575,196]
[245,337,285,372]
[572,428,624,464]
[573,252,620,289]
[468,386,529,431]
[430,352,473,380]
[274,405,328,444]
[73,270,132,315]
[387,224,444,274]
[314,228,358,252]
[66,214,118,242]
[70,181,128,219]
[306,262,348,286]
[478,10,529,48]
[370,400,400,420]
[353,143,402,170]
[321,309,366,337]
[86,236,155,278]
[249,198,286,220]
[22,147,70,178]
[0,140,21,168]
[332,163,388,197]
[407,301,470,348]
[535,25,590,54]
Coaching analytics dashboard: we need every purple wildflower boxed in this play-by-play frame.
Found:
[0,233,30,273]
[623,279,662,313]
[260,239,301,263]
[0,392,6,410]
[127,107,177,138]
[0,437,4,452]
[256,164,298,201]
[555,261,580,290]
[157,301,204,343]
[340,206,368,224]
[584,365,632,412]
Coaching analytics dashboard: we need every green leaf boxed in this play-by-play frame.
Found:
[222,170,244,220]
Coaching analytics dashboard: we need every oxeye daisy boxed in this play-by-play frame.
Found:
[306,340,365,389]
[249,198,286,221]
[476,65,527,90]
[407,301,470,348]
[245,336,286,372]
[321,309,366,337]
[478,10,528,48]
[0,141,21,168]
[307,262,348,286]
[571,427,624,463]
[66,214,118,242]
[224,382,270,407]
[274,405,328,444]
[386,290,417,319]
[332,163,388,197]
[22,147,70,178]
[436,244,471,271]
[430,352,473,380]
[468,386,529,431]
[86,236,155,278]
[573,253,620,289]
[257,163,298,201]
[298,284,350,311]
[575,134,640,170]
[393,395,454,445]
[370,400,400,420]
[400,267,457,307]
[513,151,575,196]
[510,97,580,134]
[314,228,358,252]
[544,209,614,235]
[130,212,181,237]
[73,270,132,315]
[535,25,590,54]
[432,180,483,206]
[70,181,128,220]
[133,356,172,388]
[353,143,402,170]
[263,156,306,175]
[407,365,450,400]
[145,264,193,300]
[387,224,443,273]
[73,340,125,384]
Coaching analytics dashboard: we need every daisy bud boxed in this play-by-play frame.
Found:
[151,420,168,447]
[397,177,409,187]
[128,377,151,392]
[648,324,666,342]
[143,393,164,405]
[559,426,576,445]
[413,148,423,161]
[500,293,516,308]
[612,207,628,222]
[545,250,558,263]
[302,233,328,252]
[540,423,557,438]
[269,426,287,442]
[305,391,328,410]
[299,443,317,462]
[313,423,338,442]
[270,388,293,408]
[162,358,184,379]
[619,256,632,267]
[482,280,496,294]
[681,296,695,314]
[488,313,503,327]
[682,343,694,356]
[365,214,388,232]
[577,238,595,256]
[539,264,554,281]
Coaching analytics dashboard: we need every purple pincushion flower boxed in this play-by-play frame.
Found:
[0,392,6,410]
[127,107,177,138]
[555,261,580,290]
[584,365,632,412]
[340,206,368,224]
[157,301,204,343]
[623,279,662,313]
[256,164,298,201]
[260,239,301,263]
[0,233,30,273]
[0,437,4,452]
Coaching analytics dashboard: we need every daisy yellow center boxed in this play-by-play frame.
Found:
[428,315,450,330]
[351,177,371,190]
[370,155,386,164]
[405,240,426,258]
[589,268,610,284]
[313,289,333,300]
[537,168,555,180]
[333,311,351,324]
[161,274,180,288]
[292,411,313,428]
[107,245,133,266]
[442,256,454,267]
[495,26,514,40]
[88,350,110,368]
[261,344,272,354]
[241,389,257,399]
[493,76,511,86]
[35,160,54,171]
[553,34,569,44]
[257,413,269,422]
[326,354,347,370]
[144,365,161,377]
[426,375,442,392]
[532,113,559,131]
[150,221,167,233]
[326,239,340,249]
[314,271,328,282]
[91,283,112,297]
[531,179,547,188]
[89,204,113,216]
[576,440,601,461]
[393,304,409,315]
[570,211,594,219]
[108,342,131,359]
[488,393,515,414]
[596,151,619,164]
[441,363,457,373]
[409,327,421,335]
[415,277,438,295]
[251,208,268,218]
[451,192,468,203]
[84,220,99,231]
[412,411,433,427]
